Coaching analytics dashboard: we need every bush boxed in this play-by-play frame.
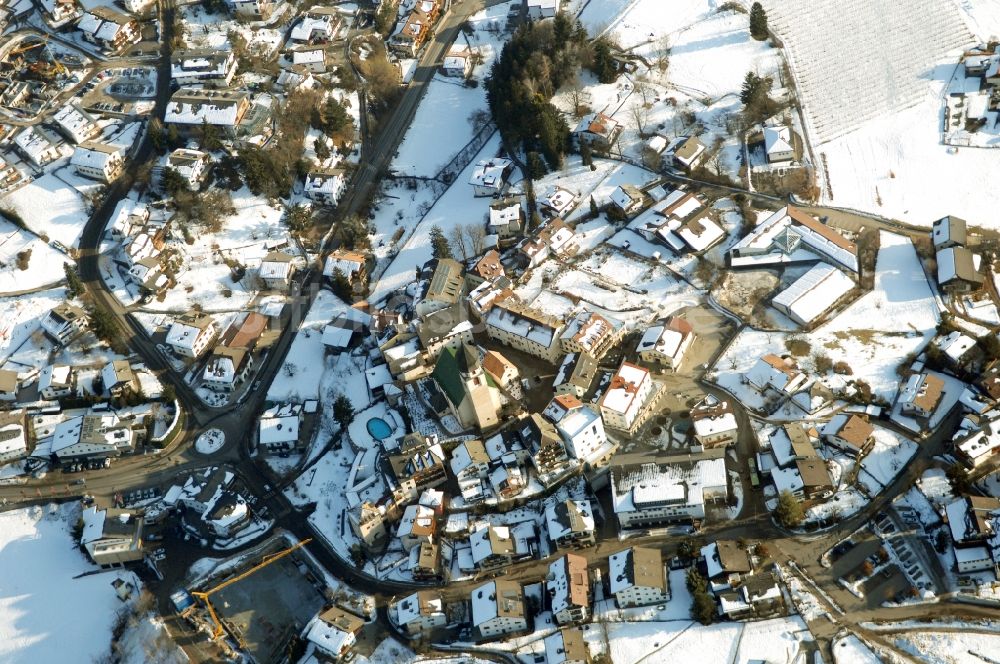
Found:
[775,489,805,528]
[833,361,853,375]
[785,337,811,356]
[15,248,30,270]
[814,354,832,373]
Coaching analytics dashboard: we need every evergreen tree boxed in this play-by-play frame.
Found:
[63,262,84,298]
[589,196,598,218]
[740,71,765,107]
[330,267,353,301]
[749,2,769,41]
[429,225,452,259]
[333,394,355,430]
[775,490,805,528]
[579,141,593,166]
[314,139,331,162]
[590,39,618,84]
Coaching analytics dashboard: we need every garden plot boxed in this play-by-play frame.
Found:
[712,232,939,410]
[369,134,504,305]
[140,188,290,313]
[857,427,919,495]
[3,173,93,249]
[0,503,140,664]
[267,289,370,403]
[390,2,511,177]
[0,223,66,295]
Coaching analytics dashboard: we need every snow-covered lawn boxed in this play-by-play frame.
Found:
[895,630,1000,664]
[3,172,93,248]
[0,503,137,664]
[0,288,66,364]
[832,633,881,664]
[195,428,226,454]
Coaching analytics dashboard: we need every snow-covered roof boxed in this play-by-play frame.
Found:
[729,206,858,273]
[165,89,248,126]
[259,414,299,445]
[936,330,976,363]
[469,158,512,190]
[611,453,727,516]
[771,263,855,325]
[600,362,649,415]
[764,125,793,156]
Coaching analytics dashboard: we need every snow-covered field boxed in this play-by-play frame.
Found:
[0,504,137,664]
[3,172,93,248]
[857,427,918,494]
[895,629,1000,664]
[0,220,67,295]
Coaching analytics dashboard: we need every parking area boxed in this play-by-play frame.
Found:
[860,564,911,607]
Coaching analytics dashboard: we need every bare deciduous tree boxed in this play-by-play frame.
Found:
[448,226,469,260]
[463,223,486,256]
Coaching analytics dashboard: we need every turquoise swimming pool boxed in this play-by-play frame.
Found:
[367,417,392,440]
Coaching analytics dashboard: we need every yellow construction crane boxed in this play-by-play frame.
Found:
[7,40,43,58]
[190,538,313,641]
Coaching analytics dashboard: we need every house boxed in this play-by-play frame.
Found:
[483,350,519,389]
[538,187,577,218]
[226,0,274,19]
[548,553,590,625]
[412,540,441,581]
[77,7,140,52]
[71,142,125,183]
[488,199,524,240]
[897,372,945,418]
[700,540,751,591]
[610,184,646,217]
[469,158,514,197]
[690,397,739,448]
[559,310,625,360]
[636,316,694,371]
[936,331,978,368]
[165,88,251,134]
[633,189,725,254]
[543,394,615,467]
[486,298,564,363]
[38,365,75,400]
[729,206,859,273]
[163,148,210,190]
[716,572,783,619]
[670,136,707,171]
[165,311,218,359]
[258,409,301,452]
[350,502,387,552]
[417,305,474,360]
[608,546,669,608]
[443,49,472,77]
[396,503,437,551]
[129,256,165,293]
[932,215,967,250]
[489,461,526,499]
[763,125,794,163]
[292,47,328,73]
[467,250,505,288]
[822,414,875,457]
[431,344,502,431]
[450,438,491,481]
[80,506,144,566]
[303,606,364,662]
[543,627,590,664]
[938,246,984,293]
[389,2,440,56]
[41,0,79,24]
[768,423,819,468]
[599,362,657,434]
[553,353,597,398]
[526,0,560,20]
[610,449,728,528]
[545,499,596,549]
[520,218,578,267]
[394,590,447,634]
[772,458,834,500]
[419,258,465,315]
[572,112,622,152]
[471,580,527,639]
[745,354,808,396]
[202,345,253,393]
[0,414,27,464]
[304,168,347,206]
[102,360,136,397]
[0,154,22,190]
[470,523,518,570]
[945,496,1000,573]
[0,369,17,402]
[290,6,342,43]
[771,263,855,327]
[259,250,297,290]
[53,103,101,144]
[170,49,238,86]
[13,126,62,167]
[40,303,88,345]
[389,437,447,491]
[954,414,1000,469]
[324,249,368,291]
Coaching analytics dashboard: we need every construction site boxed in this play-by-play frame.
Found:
[0,32,84,120]
[174,537,329,663]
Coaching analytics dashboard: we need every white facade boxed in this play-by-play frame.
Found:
[471,580,527,639]
[599,362,653,432]
[165,318,217,359]
[71,143,125,183]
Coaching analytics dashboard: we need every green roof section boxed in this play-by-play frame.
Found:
[432,346,467,408]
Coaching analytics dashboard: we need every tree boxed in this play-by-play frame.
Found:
[314,138,331,162]
[589,196,598,218]
[197,119,222,151]
[579,141,593,166]
[685,569,715,625]
[162,167,188,197]
[285,204,312,233]
[749,2,768,41]
[333,394,355,430]
[740,71,767,107]
[775,490,805,528]
[946,463,971,493]
[589,38,618,84]
[448,226,469,260]
[64,262,84,298]
[463,224,486,256]
[429,225,452,259]
[330,268,353,301]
